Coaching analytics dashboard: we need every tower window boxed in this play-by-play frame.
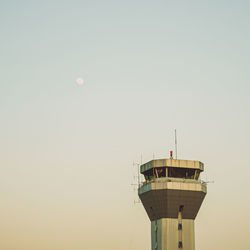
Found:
[179,205,184,212]
[178,223,182,230]
[178,241,183,248]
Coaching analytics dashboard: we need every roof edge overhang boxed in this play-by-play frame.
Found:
[140,159,204,174]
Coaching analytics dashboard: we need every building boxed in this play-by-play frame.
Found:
[138,158,207,250]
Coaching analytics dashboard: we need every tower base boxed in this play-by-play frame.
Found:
[151,218,195,250]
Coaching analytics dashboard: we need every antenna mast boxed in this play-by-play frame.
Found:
[175,129,177,159]
[138,154,142,188]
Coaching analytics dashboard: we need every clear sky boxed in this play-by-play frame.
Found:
[0,1,250,249]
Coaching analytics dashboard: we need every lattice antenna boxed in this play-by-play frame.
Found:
[131,158,142,204]
[133,161,141,189]
[175,129,177,159]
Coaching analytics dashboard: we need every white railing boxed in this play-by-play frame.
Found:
[139,177,207,188]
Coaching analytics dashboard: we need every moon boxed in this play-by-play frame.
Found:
[76,77,84,85]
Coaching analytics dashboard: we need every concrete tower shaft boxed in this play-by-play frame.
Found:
[138,159,207,250]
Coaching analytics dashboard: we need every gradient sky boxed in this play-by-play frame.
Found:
[1,1,250,249]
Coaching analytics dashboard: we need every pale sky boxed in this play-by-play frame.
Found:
[0,1,250,249]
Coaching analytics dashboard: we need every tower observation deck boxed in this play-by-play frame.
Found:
[138,158,207,250]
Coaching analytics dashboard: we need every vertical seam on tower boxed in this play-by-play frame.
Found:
[178,206,183,248]
[155,220,158,250]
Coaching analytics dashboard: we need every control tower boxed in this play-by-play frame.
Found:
[138,158,207,250]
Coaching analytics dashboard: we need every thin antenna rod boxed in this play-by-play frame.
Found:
[138,154,142,188]
[175,129,177,159]
[138,163,140,188]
